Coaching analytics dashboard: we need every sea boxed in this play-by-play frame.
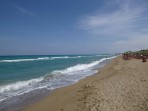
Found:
[0,54,116,111]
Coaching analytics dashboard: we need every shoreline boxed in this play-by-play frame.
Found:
[22,57,148,111]
[21,58,116,111]
[0,56,114,111]
[19,58,112,111]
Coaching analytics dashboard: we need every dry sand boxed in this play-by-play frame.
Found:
[22,57,148,111]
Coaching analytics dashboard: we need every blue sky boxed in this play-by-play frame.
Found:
[0,0,148,55]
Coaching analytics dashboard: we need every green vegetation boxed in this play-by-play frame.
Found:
[122,49,148,62]
[123,49,148,55]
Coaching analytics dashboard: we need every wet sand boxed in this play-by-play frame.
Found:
[22,57,148,111]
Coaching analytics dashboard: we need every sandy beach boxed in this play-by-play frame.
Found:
[22,57,148,111]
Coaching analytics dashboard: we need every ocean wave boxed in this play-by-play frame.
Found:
[0,57,50,63]
[50,56,69,60]
[0,55,112,63]
[50,56,83,60]
[0,56,117,102]
[50,55,109,60]
[52,60,102,75]
[0,56,83,62]
[0,56,116,93]
[50,56,116,75]
[0,78,43,93]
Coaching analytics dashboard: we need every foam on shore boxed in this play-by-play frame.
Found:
[22,57,148,111]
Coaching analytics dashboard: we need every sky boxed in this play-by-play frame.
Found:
[0,0,148,55]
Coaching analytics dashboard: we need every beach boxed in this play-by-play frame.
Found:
[22,57,148,111]
[1,0,148,110]
[0,55,114,111]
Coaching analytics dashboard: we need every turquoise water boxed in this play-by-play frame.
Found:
[0,54,116,103]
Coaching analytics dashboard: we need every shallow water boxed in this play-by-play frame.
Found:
[0,54,116,111]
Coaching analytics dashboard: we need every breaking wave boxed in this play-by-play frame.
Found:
[0,57,50,63]
[0,56,116,102]
[0,55,113,63]
[0,56,83,63]
[50,56,83,60]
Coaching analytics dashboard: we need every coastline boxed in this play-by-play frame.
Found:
[22,57,148,111]
[0,55,113,111]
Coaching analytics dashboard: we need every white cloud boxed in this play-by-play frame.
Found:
[80,0,147,35]
[10,4,33,16]
[79,0,148,52]
[16,6,31,15]
[113,34,148,52]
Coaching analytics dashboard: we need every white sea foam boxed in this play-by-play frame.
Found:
[0,57,50,63]
[0,56,117,102]
[50,56,84,60]
[0,56,116,93]
[0,55,111,63]
[0,56,83,62]
[0,78,43,93]
[52,56,116,75]
[50,56,69,60]
[52,61,100,75]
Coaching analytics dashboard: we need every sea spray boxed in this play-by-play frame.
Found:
[0,55,116,102]
[0,57,50,63]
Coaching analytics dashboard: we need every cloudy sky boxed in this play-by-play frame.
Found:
[0,0,148,55]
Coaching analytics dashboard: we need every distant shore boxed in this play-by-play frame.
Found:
[22,57,148,111]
